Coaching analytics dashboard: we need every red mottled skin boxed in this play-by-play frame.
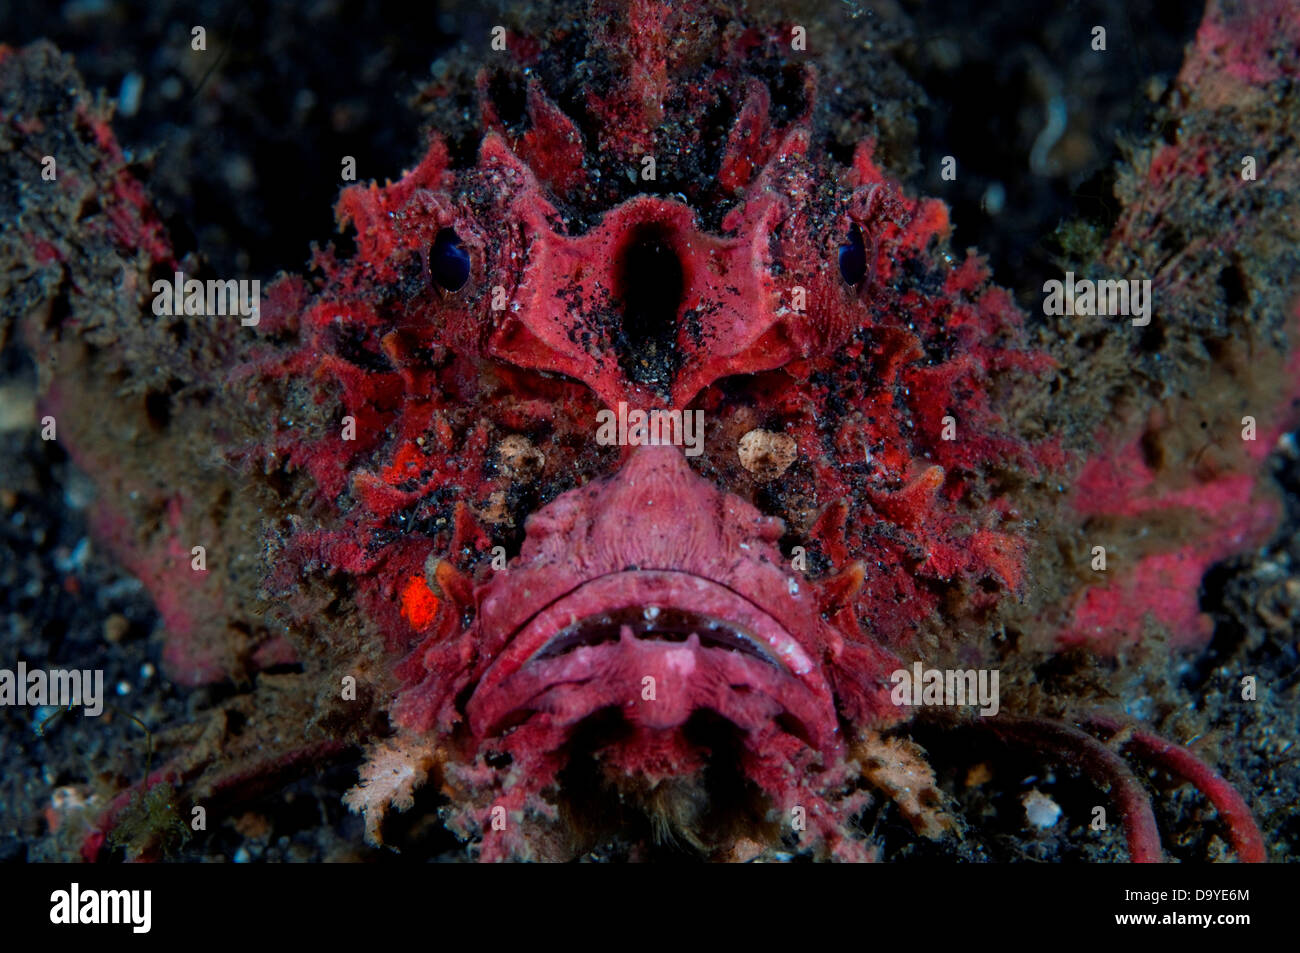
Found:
[25,0,1293,861]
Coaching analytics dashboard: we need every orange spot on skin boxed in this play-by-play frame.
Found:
[380,442,426,485]
[401,575,440,630]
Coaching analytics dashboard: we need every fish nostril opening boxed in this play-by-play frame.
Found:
[616,224,684,387]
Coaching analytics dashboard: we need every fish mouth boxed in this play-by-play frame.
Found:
[465,570,838,749]
[532,605,782,665]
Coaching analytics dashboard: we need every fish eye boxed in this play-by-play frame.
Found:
[430,227,471,291]
[838,223,867,286]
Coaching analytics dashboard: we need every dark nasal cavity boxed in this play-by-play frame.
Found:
[617,225,684,387]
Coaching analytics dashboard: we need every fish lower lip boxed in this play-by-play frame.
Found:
[532,605,780,666]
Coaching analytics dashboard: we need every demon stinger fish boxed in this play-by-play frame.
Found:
[5,0,1296,862]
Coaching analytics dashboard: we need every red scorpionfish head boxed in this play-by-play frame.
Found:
[265,0,1047,859]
